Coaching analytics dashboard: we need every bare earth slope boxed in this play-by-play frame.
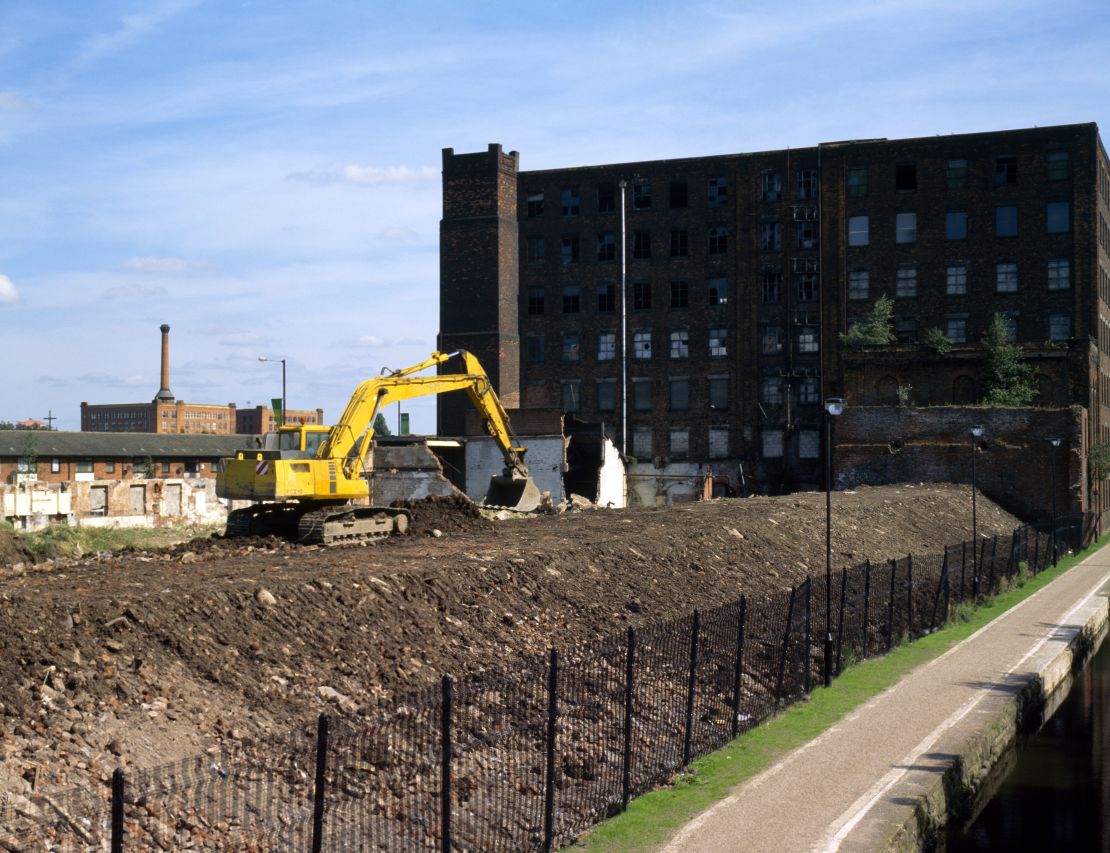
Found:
[0,485,1018,798]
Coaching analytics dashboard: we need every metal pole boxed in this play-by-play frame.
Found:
[440,676,452,853]
[111,768,124,853]
[1051,443,1059,564]
[971,432,978,573]
[311,714,329,853]
[683,610,700,767]
[619,180,628,457]
[543,649,558,852]
[731,596,747,739]
[805,579,813,694]
[622,627,635,810]
[824,408,833,688]
[835,567,847,676]
[862,560,871,659]
[281,358,287,427]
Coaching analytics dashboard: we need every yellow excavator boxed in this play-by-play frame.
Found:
[216,350,542,544]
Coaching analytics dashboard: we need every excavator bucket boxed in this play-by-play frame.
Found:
[484,473,543,512]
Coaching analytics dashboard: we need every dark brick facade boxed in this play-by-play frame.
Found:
[439,123,1109,504]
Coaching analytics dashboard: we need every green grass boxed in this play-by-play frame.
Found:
[574,536,1110,851]
[13,522,223,561]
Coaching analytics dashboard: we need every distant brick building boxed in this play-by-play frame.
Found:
[438,123,1110,508]
[81,324,324,435]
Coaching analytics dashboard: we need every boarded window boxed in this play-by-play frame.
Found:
[129,485,146,513]
[632,427,652,458]
[709,427,729,459]
[798,430,820,459]
[89,486,108,517]
[762,430,784,459]
[669,429,689,460]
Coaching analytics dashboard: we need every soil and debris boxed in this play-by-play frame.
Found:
[0,484,1019,803]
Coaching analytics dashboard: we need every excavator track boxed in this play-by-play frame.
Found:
[295,506,411,546]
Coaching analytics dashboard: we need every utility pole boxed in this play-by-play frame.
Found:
[44,411,56,430]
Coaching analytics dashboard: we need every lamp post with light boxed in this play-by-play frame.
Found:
[1049,437,1062,563]
[970,425,984,596]
[258,356,287,427]
[824,397,845,688]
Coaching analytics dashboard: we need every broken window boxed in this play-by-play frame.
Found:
[762,324,784,354]
[633,229,652,259]
[1047,202,1070,233]
[761,170,782,202]
[597,332,616,361]
[947,159,968,189]
[1049,312,1071,341]
[895,316,917,343]
[996,261,1018,293]
[670,329,689,359]
[895,162,917,191]
[561,331,580,362]
[708,225,728,254]
[796,168,818,200]
[561,187,580,216]
[947,264,968,295]
[561,234,579,264]
[597,231,616,261]
[526,235,544,264]
[633,379,652,411]
[848,216,869,247]
[946,212,968,240]
[995,156,1018,185]
[709,376,728,410]
[633,180,652,210]
[561,381,581,413]
[527,287,545,315]
[895,212,917,244]
[670,228,689,257]
[848,269,869,301]
[596,379,616,412]
[996,205,1018,237]
[597,183,616,213]
[707,176,728,207]
[1046,151,1069,182]
[762,267,782,303]
[633,281,652,310]
[796,220,818,250]
[847,166,868,197]
[760,221,782,251]
[708,276,728,306]
[670,280,689,309]
[525,335,545,363]
[633,330,652,360]
[797,273,818,302]
[669,179,688,209]
[761,377,783,405]
[562,285,580,313]
[796,326,819,353]
[709,327,727,358]
[670,378,689,411]
[669,429,689,461]
[1048,258,1070,290]
[896,266,917,298]
[527,190,544,217]
[799,376,819,405]
[597,282,616,312]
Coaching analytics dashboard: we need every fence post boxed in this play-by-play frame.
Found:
[803,579,812,695]
[988,535,999,592]
[440,676,452,853]
[886,559,896,651]
[621,627,636,811]
[906,554,914,640]
[835,568,848,677]
[731,595,747,740]
[862,560,872,659]
[683,610,701,767]
[959,540,967,600]
[311,714,329,853]
[543,649,559,852]
[111,768,124,853]
[776,586,797,707]
[930,547,949,631]
[1032,527,1041,573]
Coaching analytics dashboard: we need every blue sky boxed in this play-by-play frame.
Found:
[1,0,1107,432]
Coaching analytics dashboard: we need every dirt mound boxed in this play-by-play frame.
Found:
[392,494,495,536]
[0,526,32,569]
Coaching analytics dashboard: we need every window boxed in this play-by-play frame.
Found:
[632,426,652,457]
[763,430,784,459]
[762,267,782,303]
[848,269,869,301]
[596,380,616,412]
[762,324,783,354]
[16,456,33,474]
[51,458,60,473]
[527,287,545,315]
[161,461,172,475]
[597,332,616,361]
[670,378,689,411]
[707,177,728,207]
[946,212,968,240]
[895,162,917,191]
[561,331,580,362]
[633,230,652,259]
[798,431,820,459]
[708,277,727,306]
[896,266,917,298]
[633,330,652,359]
[1048,258,1071,290]
[590,284,613,314]
[995,156,1018,185]
[670,329,689,359]
[708,225,728,254]
[669,429,689,461]
[1047,202,1070,233]
[797,273,818,302]
[848,215,869,247]
[562,285,580,313]
[996,261,1018,293]
[670,280,689,308]
[561,187,580,216]
[895,316,917,343]
[1049,313,1071,341]
[669,180,688,209]
[597,183,615,213]
[633,378,652,411]
[527,190,544,217]
[761,377,783,405]
[847,165,867,197]
[633,281,652,310]
[796,220,817,249]
[709,327,727,358]
[895,212,917,243]
[946,316,967,344]
[709,426,729,458]
[633,180,651,210]
[797,326,819,353]
[670,228,689,257]
[760,221,783,251]
[796,169,818,200]
[105,460,116,474]
[799,376,819,405]
[709,377,728,410]
[947,159,968,189]
[525,335,545,363]
[761,170,782,201]
[74,458,93,474]
[526,235,544,264]
[946,264,968,295]
[560,234,579,265]
[597,231,615,261]
[996,205,1018,237]
[1046,151,1069,181]
[561,381,581,413]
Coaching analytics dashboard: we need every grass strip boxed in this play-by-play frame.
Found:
[574,535,1110,851]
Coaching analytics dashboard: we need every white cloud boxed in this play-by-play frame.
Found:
[75,0,202,66]
[121,256,205,274]
[355,335,386,347]
[286,165,437,186]
[218,330,262,347]
[380,227,420,244]
[76,372,148,388]
[0,274,18,303]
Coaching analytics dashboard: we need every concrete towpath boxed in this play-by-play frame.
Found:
[660,543,1110,852]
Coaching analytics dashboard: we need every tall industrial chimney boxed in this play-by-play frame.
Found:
[155,323,175,402]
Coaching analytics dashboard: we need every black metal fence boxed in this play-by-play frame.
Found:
[1,512,1098,851]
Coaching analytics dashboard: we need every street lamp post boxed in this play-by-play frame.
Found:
[258,356,287,427]
[1049,438,1062,563]
[824,397,845,688]
[970,426,984,596]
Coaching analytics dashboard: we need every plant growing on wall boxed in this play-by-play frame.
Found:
[1090,440,1110,481]
[896,384,913,406]
[840,294,895,347]
[923,327,952,355]
[981,313,1036,406]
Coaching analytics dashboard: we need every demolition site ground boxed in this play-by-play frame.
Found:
[0,484,1020,803]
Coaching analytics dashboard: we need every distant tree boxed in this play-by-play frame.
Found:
[372,413,392,436]
[0,421,50,430]
[981,313,1036,406]
[0,421,12,430]
[840,294,896,346]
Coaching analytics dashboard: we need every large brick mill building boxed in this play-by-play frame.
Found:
[437,123,1110,502]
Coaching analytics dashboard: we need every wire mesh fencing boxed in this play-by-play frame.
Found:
[5,513,1098,852]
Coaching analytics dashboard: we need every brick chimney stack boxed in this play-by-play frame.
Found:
[155,323,175,402]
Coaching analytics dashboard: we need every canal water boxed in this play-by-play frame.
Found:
[943,630,1110,851]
